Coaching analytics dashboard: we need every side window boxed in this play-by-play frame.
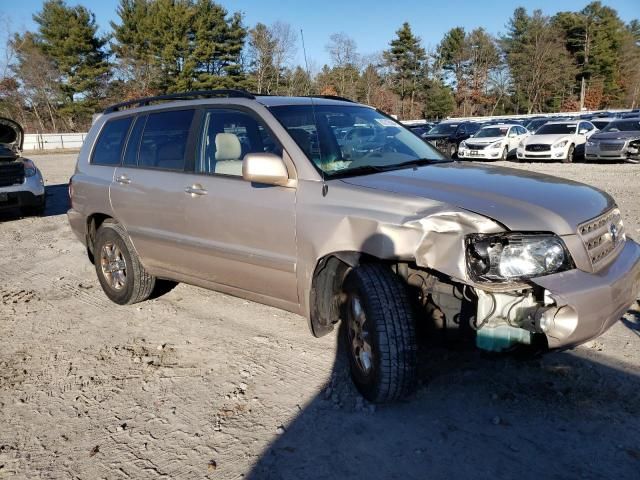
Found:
[122,115,147,166]
[197,109,282,176]
[138,109,195,171]
[91,117,133,166]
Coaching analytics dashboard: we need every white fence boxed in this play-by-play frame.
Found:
[23,133,87,151]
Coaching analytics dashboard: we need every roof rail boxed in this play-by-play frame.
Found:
[307,95,356,103]
[103,89,255,114]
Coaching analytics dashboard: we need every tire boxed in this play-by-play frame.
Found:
[343,264,417,403]
[94,220,155,305]
[449,143,457,159]
[501,146,508,161]
[562,145,575,163]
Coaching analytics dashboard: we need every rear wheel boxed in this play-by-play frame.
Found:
[343,264,417,403]
[94,220,155,305]
[563,144,575,163]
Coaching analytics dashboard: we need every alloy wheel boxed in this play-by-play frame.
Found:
[100,242,127,291]
[347,294,374,376]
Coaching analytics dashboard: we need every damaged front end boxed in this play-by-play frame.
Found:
[403,210,640,353]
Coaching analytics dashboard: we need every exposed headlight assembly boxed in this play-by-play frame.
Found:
[466,233,572,283]
[552,140,568,149]
[23,159,37,177]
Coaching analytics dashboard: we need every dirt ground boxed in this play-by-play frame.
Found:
[1,154,639,480]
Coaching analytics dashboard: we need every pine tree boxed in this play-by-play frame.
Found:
[31,0,109,128]
[383,23,426,119]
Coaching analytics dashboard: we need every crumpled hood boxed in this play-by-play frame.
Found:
[523,133,571,145]
[590,131,640,141]
[340,163,614,235]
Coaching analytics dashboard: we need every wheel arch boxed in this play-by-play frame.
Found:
[308,251,397,338]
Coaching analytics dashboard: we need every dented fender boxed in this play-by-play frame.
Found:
[295,179,506,321]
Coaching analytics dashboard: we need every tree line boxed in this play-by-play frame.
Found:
[0,0,638,133]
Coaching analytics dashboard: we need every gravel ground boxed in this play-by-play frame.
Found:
[1,154,639,479]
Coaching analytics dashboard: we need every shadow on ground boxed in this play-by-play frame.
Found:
[0,182,69,222]
[247,320,640,480]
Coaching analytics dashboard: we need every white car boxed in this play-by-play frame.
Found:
[458,124,529,161]
[517,120,597,163]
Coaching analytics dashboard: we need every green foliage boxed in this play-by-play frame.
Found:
[26,0,109,128]
[110,0,246,95]
[383,23,427,117]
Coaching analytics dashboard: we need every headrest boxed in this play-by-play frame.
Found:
[215,133,242,161]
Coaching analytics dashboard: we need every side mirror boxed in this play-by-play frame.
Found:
[242,152,290,186]
[579,128,589,135]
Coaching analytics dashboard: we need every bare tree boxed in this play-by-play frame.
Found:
[270,22,297,95]
[326,32,360,98]
[248,23,275,94]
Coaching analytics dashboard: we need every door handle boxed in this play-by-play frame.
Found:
[185,185,208,196]
[116,174,131,185]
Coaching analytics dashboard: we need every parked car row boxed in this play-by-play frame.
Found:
[412,110,640,164]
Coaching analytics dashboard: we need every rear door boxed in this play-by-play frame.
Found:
[178,107,298,305]
[110,108,197,274]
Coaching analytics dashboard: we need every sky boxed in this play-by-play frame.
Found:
[1,0,639,67]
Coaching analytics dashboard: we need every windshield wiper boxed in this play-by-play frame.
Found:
[329,158,447,179]
[377,158,450,171]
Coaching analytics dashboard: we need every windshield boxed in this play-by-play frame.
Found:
[536,123,577,135]
[474,126,509,138]
[602,120,640,132]
[268,104,447,177]
[591,120,611,129]
[427,123,458,135]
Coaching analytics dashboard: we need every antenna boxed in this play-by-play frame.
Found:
[300,29,328,197]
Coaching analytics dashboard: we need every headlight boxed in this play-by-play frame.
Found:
[552,140,568,149]
[490,141,503,149]
[586,141,596,147]
[23,160,37,177]
[466,233,572,283]
[518,141,524,148]
[459,141,467,148]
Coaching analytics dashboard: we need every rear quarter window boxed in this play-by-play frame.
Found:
[138,109,195,171]
[91,117,133,166]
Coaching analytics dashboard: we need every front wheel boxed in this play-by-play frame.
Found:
[94,220,156,305]
[562,145,575,163]
[501,146,508,161]
[343,264,417,403]
[449,143,457,159]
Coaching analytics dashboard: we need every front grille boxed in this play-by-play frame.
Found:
[599,142,625,151]
[578,208,625,269]
[466,143,487,150]
[525,144,551,152]
[0,162,24,187]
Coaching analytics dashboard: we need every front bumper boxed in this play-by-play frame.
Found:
[584,144,640,162]
[532,239,640,349]
[516,148,567,161]
[0,171,45,210]
[458,147,503,160]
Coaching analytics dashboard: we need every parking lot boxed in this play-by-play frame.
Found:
[1,153,639,479]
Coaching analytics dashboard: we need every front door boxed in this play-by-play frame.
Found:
[178,108,298,305]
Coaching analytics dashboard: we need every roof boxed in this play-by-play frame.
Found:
[255,95,359,107]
